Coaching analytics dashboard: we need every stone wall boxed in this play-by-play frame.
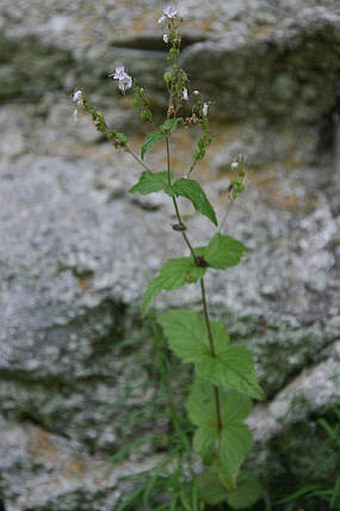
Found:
[0,1,339,509]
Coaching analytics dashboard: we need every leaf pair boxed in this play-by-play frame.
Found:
[141,233,247,314]
[196,470,262,509]
[187,380,252,483]
[140,117,183,160]
[130,170,218,226]
[158,309,264,401]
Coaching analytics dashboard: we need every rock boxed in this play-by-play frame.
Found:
[1,0,340,508]
[0,148,339,508]
[0,415,160,511]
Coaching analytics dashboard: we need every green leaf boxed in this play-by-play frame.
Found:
[226,475,262,509]
[197,471,228,506]
[197,471,262,509]
[187,382,253,477]
[172,178,218,226]
[186,380,252,428]
[196,233,247,270]
[193,428,218,464]
[141,130,165,160]
[159,310,263,399]
[158,310,229,363]
[161,117,183,133]
[129,171,172,195]
[196,347,264,400]
[141,261,207,315]
[140,118,183,160]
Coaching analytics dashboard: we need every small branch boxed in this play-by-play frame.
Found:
[125,145,155,173]
[218,200,233,233]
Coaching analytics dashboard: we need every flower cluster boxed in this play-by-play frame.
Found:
[110,66,133,93]
[158,4,178,24]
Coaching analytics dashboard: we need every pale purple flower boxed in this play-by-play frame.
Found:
[231,161,239,170]
[182,87,189,101]
[163,4,178,18]
[159,4,178,23]
[110,66,133,92]
[73,89,83,105]
[202,102,209,116]
[163,33,169,44]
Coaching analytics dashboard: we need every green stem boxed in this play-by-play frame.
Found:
[125,145,155,173]
[166,132,223,435]
[166,137,172,187]
[166,137,197,260]
[200,278,223,433]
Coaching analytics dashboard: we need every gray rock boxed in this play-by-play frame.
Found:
[0,148,339,508]
[1,0,340,508]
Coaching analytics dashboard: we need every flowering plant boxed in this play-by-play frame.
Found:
[73,5,263,509]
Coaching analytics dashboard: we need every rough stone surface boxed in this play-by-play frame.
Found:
[1,0,340,509]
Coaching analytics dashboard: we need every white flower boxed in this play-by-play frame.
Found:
[193,90,200,96]
[202,102,209,116]
[158,14,166,24]
[72,89,84,124]
[231,161,239,170]
[182,87,189,101]
[110,66,133,92]
[163,4,178,18]
[72,89,83,105]
[163,33,169,44]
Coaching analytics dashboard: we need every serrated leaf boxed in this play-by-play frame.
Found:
[196,233,247,270]
[172,178,218,226]
[193,426,252,479]
[196,347,265,400]
[193,427,218,463]
[186,380,252,428]
[158,310,229,363]
[141,130,165,160]
[129,170,172,195]
[187,382,253,477]
[197,471,262,509]
[197,471,228,506]
[226,475,262,509]
[141,260,207,315]
[159,310,263,399]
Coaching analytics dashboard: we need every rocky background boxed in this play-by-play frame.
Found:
[0,1,340,510]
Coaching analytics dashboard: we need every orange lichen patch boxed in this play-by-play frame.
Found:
[247,168,304,210]
[77,275,90,291]
[267,192,300,210]
[64,456,87,478]
[284,155,308,168]
[48,476,63,487]
[29,432,62,464]
[247,167,278,188]
[250,25,275,39]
